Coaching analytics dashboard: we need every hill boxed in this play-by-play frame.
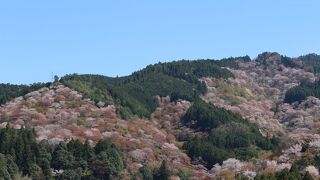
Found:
[0,83,50,105]
[60,60,234,118]
[1,52,320,179]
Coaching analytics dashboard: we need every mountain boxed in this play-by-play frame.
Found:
[0,52,320,179]
[60,60,234,118]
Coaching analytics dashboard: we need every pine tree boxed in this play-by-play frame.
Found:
[155,161,170,180]
[0,154,11,180]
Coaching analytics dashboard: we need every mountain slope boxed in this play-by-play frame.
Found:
[0,83,50,105]
[1,52,320,179]
[0,85,209,179]
[60,60,234,118]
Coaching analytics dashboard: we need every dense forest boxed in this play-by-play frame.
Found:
[277,53,320,73]
[181,99,278,168]
[2,55,320,178]
[0,83,50,105]
[284,81,320,104]
[60,60,234,118]
[299,54,320,74]
[254,147,320,180]
[280,56,301,68]
[262,53,320,104]
[0,126,127,180]
[213,55,251,68]
[254,168,314,180]
[0,58,248,118]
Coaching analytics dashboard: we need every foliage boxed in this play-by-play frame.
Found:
[256,152,320,180]
[52,142,76,170]
[0,125,39,176]
[183,137,229,168]
[0,83,50,105]
[0,127,126,179]
[54,75,60,83]
[299,54,320,73]
[284,81,320,104]
[214,55,251,68]
[276,53,320,73]
[254,168,313,180]
[183,99,252,131]
[289,153,320,173]
[182,99,277,168]
[154,161,171,180]
[213,79,252,103]
[280,56,301,68]
[136,161,171,180]
[61,60,234,118]
[177,168,192,180]
[91,140,126,178]
[59,168,82,180]
[138,166,154,180]
[303,172,315,180]
[0,153,12,180]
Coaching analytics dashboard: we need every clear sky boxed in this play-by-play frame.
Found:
[0,1,319,84]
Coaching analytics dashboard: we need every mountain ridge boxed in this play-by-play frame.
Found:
[1,52,320,179]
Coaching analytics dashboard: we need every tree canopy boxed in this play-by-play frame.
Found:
[61,60,234,118]
[0,83,50,105]
[182,99,277,168]
[0,126,126,179]
[284,81,320,104]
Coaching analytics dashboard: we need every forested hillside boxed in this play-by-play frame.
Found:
[60,60,234,118]
[0,126,126,179]
[285,81,320,104]
[182,99,277,168]
[0,84,199,179]
[0,83,50,105]
[299,54,320,73]
[1,52,320,179]
[283,55,320,104]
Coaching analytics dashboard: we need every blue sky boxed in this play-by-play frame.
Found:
[0,1,319,84]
